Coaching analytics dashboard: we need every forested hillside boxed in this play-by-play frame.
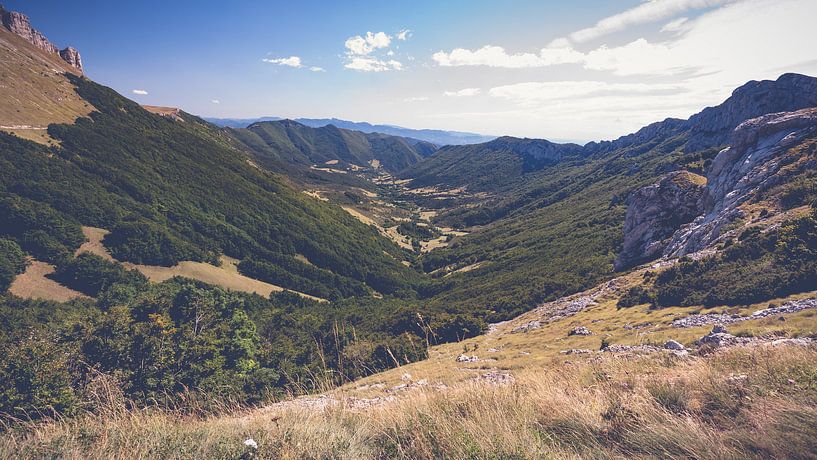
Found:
[232,119,437,173]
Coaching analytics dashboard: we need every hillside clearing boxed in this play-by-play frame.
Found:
[77,227,326,302]
[8,260,88,302]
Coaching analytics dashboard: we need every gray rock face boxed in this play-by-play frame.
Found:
[615,171,706,270]
[665,107,817,256]
[59,46,83,72]
[0,6,83,72]
[711,324,728,334]
[687,73,817,151]
[0,9,57,54]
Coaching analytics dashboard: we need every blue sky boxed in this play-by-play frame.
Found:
[5,0,816,142]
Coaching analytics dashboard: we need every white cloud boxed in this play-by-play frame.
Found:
[661,16,690,32]
[344,30,404,71]
[345,57,402,72]
[444,88,481,97]
[263,56,303,68]
[131,89,148,95]
[397,29,412,41]
[569,0,738,43]
[404,96,429,102]
[433,43,584,68]
[489,81,683,106]
[210,99,220,104]
[310,66,326,72]
[424,0,817,142]
[345,31,392,56]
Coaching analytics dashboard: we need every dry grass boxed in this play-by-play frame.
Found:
[3,345,817,459]
[0,28,91,145]
[7,260,87,302]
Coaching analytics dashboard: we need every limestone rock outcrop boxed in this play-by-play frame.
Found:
[664,107,817,256]
[614,171,706,270]
[0,6,83,72]
[686,73,817,151]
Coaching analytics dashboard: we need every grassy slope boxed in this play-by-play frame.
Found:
[0,28,92,144]
[0,74,421,296]
[5,344,816,459]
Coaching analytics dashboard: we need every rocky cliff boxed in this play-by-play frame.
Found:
[0,6,82,72]
[618,107,817,269]
[686,74,817,151]
[664,107,817,257]
[614,171,706,270]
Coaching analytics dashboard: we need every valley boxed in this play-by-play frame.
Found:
[1,4,817,458]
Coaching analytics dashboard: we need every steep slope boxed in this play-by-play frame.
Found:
[231,119,437,174]
[0,6,82,72]
[0,72,424,299]
[0,23,90,144]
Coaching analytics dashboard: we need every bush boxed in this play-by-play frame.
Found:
[617,285,653,308]
[50,253,148,297]
[105,221,206,266]
[650,213,817,307]
[0,239,27,292]
[648,381,690,414]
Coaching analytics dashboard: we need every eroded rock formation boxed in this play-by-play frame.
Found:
[1,6,83,72]
[614,171,706,270]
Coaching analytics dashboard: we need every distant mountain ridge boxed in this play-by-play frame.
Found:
[230,119,437,173]
[206,116,495,146]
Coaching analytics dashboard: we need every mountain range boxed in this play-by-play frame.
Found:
[205,116,496,146]
[2,7,817,457]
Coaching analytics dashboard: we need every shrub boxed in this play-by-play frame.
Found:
[0,239,27,292]
[50,253,148,297]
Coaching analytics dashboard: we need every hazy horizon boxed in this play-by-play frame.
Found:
[6,0,816,142]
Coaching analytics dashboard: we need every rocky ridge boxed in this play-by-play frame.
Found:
[664,106,817,256]
[0,5,82,72]
[617,101,817,268]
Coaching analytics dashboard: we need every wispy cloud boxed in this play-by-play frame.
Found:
[426,0,817,141]
[661,16,690,32]
[210,99,220,104]
[310,66,326,72]
[263,56,303,68]
[404,96,429,102]
[444,88,481,97]
[569,0,738,42]
[397,29,412,41]
[131,89,148,95]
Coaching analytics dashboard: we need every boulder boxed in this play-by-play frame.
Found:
[568,326,593,336]
[664,340,685,350]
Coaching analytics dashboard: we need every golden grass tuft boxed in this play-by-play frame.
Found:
[3,345,817,459]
